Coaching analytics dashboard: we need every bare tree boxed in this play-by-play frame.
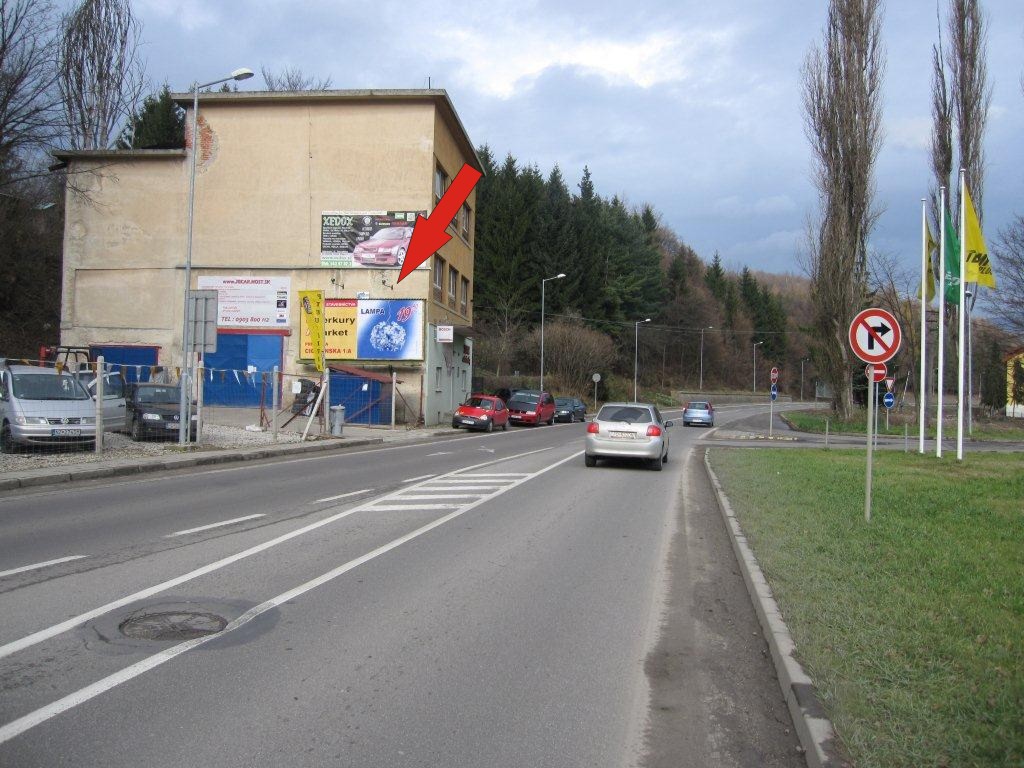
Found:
[529,320,616,396]
[985,216,1024,341]
[57,0,144,150]
[0,0,62,187]
[261,65,332,92]
[948,0,991,217]
[802,0,885,419]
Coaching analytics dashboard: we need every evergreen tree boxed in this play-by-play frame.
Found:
[117,85,184,149]
[978,338,1007,410]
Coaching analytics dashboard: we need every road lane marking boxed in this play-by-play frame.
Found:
[0,556,88,579]
[402,475,436,483]
[311,488,375,504]
[458,473,528,477]
[411,485,507,491]
[367,503,465,511]
[0,448,583,746]
[392,494,482,500]
[0,445,556,663]
[165,515,266,538]
[425,452,452,456]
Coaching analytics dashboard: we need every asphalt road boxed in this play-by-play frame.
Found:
[0,405,804,767]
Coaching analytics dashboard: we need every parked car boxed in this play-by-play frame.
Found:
[125,383,197,441]
[584,401,673,471]
[682,400,715,427]
[0,363,98,451]
[506,390,556,426]
[452,394,509,432]
[351,226,414,267]
[75,370,128,432]
[554,396,587,423]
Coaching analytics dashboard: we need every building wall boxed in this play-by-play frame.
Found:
[59,93,478,425]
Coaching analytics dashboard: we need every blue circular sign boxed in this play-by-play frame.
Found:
[770,384,778,401]
[883,392,895,409]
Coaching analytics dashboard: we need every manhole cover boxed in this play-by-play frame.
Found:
[119,611,227,641]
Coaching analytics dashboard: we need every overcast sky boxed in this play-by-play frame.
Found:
[130,0,1023,280]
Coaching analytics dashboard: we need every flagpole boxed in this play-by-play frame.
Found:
[919,198,927,454]
[957,170,966,461]
[936,185,946,458]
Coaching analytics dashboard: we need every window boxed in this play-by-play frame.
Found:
[460,276,469,315]
[434,164,449,205]
[461,203,471,242]
[433,257,444,301]
[448,266,458,309]
[435,367,443,391]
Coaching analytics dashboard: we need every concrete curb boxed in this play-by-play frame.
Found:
[703,448,844,768]
[0,437,384,491]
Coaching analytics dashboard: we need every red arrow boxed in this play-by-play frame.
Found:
[398,163,482,283]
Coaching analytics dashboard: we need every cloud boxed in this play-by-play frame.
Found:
[713,195,798,217]
[887,117,931,152]
[135,0,219,32]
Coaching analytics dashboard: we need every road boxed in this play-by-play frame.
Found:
[0,404,804,767]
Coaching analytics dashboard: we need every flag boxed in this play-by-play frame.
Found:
[920,224,938,303]
[963,184,997,288]
[943,208,961,305]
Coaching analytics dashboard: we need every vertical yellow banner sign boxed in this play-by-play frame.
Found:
[298,290,325,371]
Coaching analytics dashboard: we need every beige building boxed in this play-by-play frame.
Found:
[54,89,480,426]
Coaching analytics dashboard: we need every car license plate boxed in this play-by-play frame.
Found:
[461,419,475,425]
[166,422,180,429]
[51,428,81,437]
[610,431,635,440]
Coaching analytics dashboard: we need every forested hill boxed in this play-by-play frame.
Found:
[470,145,811,396]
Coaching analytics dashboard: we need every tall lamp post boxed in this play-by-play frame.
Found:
[180,67,254,446]
[800,356,810,401]
[752,340,764,393]
[539,273,566,392]
[699,325,713,391]
[634,318,651,402]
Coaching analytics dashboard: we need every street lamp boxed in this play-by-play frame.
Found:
[539,273,566,392]
[699,326,713,391]
[752,341,764,392]
[180,67,254,445]
[800,356,811,401]
[634,318,651,402]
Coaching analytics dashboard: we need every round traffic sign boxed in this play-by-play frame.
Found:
[849,308,901,365]
[865,363,886,383]
[591,373,601,383]
[770,367,779,383]
[883,392,895,409]
[770,384,778,402]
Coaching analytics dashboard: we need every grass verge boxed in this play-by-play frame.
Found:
[708,448,1023,767]
[783,409,1024,442]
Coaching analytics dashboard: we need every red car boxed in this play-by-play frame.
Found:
[507,390,556,426]
[352,227,413,267]
[452,394,509,432]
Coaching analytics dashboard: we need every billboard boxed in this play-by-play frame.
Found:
[197,276,290,328]
[320,211,426,269]
[300,299,424,362]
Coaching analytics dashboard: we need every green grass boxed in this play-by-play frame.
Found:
[784,409,1024,442]
[709,449,1024,768]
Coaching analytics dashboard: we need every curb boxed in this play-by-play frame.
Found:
[703,448,844,768]
[0,437,385,492]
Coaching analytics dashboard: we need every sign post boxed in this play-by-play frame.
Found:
[769,367,779,437]
[592,372,601,412]
[849,308,902,523]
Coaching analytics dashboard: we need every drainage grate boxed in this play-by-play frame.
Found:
[119,611,227,641]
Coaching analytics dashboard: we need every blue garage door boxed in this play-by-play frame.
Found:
[202,333,284,406]
[89,345,160,383]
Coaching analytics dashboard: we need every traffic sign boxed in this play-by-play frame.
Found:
[849,308,901,365]
[865,363,886,383]
[883,392,895,409]
[770,385,778,402]
[770,367,779,383]
[591,373,601,383]
[885,377,895,392]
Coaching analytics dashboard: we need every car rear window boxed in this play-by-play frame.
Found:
[688,402,710,410]
[597,405,652,423]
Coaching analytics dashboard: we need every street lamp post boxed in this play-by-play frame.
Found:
[800,357,810,401]
[539,273,565,392]
[180,68,254,446]
[634,318,651,402]
[752,341,764,393]
[699,325,713,391]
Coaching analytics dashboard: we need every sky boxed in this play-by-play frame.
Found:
[127,0,1023,280]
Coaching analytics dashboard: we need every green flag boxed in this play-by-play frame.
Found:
[943,208,961,305]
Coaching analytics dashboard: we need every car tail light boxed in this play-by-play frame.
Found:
[586,423,599,434]
[646,425,662,437]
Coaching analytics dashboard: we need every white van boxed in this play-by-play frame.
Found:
[0,363,99,451]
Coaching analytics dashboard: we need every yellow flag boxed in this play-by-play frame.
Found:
[963,184,996,288]
[920,224,937,303]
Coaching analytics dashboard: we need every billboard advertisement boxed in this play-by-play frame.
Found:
[320,211,426,269]
[198,276,290,328]
[300,299,423,362]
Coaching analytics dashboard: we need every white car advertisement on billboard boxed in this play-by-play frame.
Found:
[197,276,290,328]
[320,211,426,269]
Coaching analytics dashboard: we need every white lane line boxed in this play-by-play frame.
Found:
[392,494,482,500]
[425,452,452,457]
[402,474,436,483]
[0,448,583,746]
[367,503,464,511]
[414,485,508,491]
[0,556,88,579]
[311,488,375,504]
[0,445,556,663]
[458,473,528,478]
[425,477,509,483]
[165,515,266,538]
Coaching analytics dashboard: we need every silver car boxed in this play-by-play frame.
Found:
[0,364,98,451]
[682,400,715,427]
[584,402,672,471]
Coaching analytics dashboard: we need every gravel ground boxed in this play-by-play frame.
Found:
[0,423,308,473]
